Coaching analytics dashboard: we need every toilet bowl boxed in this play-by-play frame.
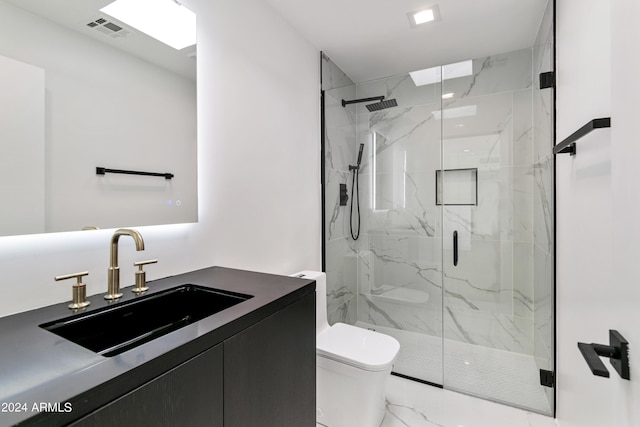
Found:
[291,271,400,427]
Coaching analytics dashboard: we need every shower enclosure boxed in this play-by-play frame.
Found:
[321,1,554,416]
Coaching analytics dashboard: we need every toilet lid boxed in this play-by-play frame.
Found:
[316,323,400,372]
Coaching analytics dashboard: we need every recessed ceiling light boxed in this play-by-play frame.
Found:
[100,0,196,50]
[442,92,454,99]
[407,5,441,28]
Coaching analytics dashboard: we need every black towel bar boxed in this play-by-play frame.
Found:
[96,167,174,180]
[554,117,611,156]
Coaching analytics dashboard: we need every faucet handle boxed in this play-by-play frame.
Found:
[132,259,157,294]
[55,271,90,309]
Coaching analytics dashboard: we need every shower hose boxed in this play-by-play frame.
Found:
[350,167,360,240]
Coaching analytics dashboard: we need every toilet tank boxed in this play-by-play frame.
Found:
[291,271,329,335]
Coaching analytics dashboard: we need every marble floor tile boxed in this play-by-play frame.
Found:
[383,375,558,427]
[318,375,558,427]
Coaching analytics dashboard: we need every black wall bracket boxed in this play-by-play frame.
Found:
[540,71,555,89]
[539,369,555,388]
[578,330,630,380]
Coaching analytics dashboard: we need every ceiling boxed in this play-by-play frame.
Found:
[3,0,196,80]
[264,0,549,82]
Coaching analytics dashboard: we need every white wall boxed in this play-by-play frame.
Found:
[0,0,321,317]
[0,55,45,235]
[556,0,640,425]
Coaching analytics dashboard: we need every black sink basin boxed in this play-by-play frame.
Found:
[40,284,253,357]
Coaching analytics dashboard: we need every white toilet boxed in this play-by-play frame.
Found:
[292,271,400,427]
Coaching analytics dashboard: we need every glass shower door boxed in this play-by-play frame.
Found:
[354,73,444,387]
[440,48,554,415]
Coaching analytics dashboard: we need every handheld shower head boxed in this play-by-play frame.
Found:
[349,144,365,171]
[356,144,364,167]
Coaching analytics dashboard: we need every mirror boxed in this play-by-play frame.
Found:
[0,0,197,237]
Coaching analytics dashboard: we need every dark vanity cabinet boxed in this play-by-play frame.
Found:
[224,292,316,427]
[68,344,224,427]
[66,293,315,427]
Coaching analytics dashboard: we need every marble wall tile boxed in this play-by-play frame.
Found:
[441,165,532,244]
[533,245,553,354]
[534,325,554,410]
[357,234,443,335]
[443,239,509,313]
[325,236,358,314]
[514,242,534,318]
[325,169,351,242]
[364,170,441,237]
[499,240,515,315]
[364,104,441,175]
[356,73,441,115]
[444,307,534,354]
[513,165,535,243]
[442,48,533,100]
[324,86,356,172]
[366,234,442,291]
[323,55,359,328]
[533,44,553,163]
[513,89,534,167]
[355,234,372,290]
[355,102,443,237]
[533,155,553,254]
[328,294,357,326]
[534,328,552,376]
[357,293,442,336]
[441,92,513,166]
[321,52,354,91]
[532,1,555,411]
[534,0,554,49]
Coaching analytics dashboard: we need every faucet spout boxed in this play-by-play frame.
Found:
[105,229,145,300]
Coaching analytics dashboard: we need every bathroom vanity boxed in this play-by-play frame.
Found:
[0,267,316,427]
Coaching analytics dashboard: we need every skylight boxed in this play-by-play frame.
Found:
[100,0,196,50]
[409,60,474,87]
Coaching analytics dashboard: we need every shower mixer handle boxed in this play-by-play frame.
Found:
[453,231,458,266]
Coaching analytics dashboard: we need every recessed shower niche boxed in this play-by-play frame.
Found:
[321,0,555,415]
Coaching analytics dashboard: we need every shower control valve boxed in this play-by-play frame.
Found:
[339,184,349,206]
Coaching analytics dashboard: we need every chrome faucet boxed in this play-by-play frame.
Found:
[105,229,145,300]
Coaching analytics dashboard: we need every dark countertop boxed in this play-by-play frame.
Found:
[0,266,315,427]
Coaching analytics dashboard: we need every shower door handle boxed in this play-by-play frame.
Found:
[453,231,458,266]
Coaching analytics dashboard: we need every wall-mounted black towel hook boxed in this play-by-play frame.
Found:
[577,330,630,380]
[554,117,611,156]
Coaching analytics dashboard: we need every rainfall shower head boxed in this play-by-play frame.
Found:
[342,96,398,111]
[366,98,398,112]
